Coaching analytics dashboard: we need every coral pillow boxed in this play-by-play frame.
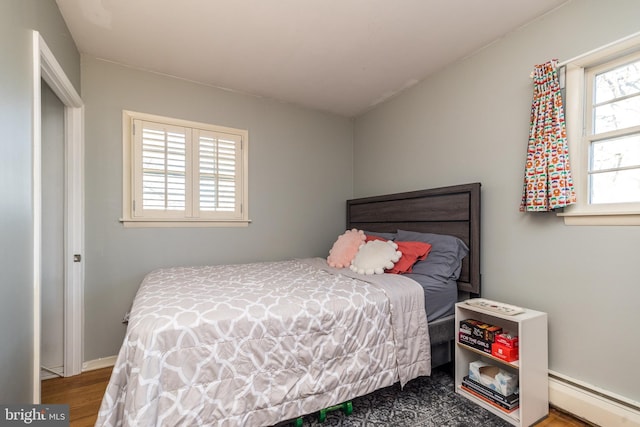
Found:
[350,240,402,275]
[365,234,388,242]
[327,229,366,268]
[363,231,396,241]
[386,241,432,274]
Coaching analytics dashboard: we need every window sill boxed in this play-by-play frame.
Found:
[120,218,251,228]
[556,210,640,226]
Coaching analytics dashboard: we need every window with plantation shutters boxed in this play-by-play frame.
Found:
[122,111,249,227]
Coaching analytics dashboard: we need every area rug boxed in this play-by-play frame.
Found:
[296,367,513,426]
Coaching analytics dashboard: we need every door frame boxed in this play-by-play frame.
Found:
[32,31,84,402]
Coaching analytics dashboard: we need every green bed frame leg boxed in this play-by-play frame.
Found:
[292,416,303,427]
[318,401,353,423]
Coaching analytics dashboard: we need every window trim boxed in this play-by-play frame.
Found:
[121,110,249,227]
[558,31,640,225]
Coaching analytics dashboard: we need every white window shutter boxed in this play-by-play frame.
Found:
[194,129,243,218]
[133,120,192,218]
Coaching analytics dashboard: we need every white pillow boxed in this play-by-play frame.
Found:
[350,240,402,275]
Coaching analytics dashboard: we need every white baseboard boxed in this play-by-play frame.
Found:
[82,355,117,372]
[40,366,64,380]
[549,373,640,427]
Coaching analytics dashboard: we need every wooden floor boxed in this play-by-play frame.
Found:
[41,367,593,426]
[41,367,112,427]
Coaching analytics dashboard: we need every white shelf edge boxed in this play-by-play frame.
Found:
[456,301,545,321]
[456,342,519,368]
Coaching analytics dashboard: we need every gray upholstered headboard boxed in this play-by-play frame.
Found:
[346,183,481,295]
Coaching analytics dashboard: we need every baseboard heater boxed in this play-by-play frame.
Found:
[548,370,640,427]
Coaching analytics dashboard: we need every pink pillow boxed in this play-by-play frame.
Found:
[327,229,366,268]
[386,241,432,274]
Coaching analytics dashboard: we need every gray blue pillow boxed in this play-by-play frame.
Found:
[395,229,469,282]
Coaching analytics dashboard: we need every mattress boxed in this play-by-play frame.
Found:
[96,258,431,427]
[405,273,457,323]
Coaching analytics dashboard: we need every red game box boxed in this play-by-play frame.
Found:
[491,342,519,362]
[494,333,519,349]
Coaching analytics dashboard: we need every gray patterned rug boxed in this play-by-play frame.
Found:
[294,366,512,426]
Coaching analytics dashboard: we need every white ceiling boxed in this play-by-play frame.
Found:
[56,0,568,117]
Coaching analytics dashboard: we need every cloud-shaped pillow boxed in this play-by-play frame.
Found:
[327,228,366,268]
[350,240,402,275]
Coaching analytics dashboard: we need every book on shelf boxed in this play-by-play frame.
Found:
[462,375,519,406]
[460,384,519,413]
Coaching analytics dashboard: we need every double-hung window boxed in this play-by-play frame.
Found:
[121,111,249,227]
[561,33,640,225]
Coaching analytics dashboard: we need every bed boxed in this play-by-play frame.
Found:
[96,182,481,427]
[346,182,481,369]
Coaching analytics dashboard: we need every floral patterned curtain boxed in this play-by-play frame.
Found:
[520,60,576,212]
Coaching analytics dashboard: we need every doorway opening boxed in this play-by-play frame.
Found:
[32,31,84,402]
[40,80,65,380]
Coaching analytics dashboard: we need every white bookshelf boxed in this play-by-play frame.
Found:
[454,301,549,427]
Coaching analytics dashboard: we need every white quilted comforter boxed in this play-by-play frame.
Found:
[96,258,431,426]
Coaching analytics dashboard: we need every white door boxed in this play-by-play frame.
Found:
[40,81,65,379]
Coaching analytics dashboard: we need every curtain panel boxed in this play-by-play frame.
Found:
[520,60,576,212]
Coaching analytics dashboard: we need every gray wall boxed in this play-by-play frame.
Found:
[0,0,79,402]
[81,57,354,360]
[354,0,640,402]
